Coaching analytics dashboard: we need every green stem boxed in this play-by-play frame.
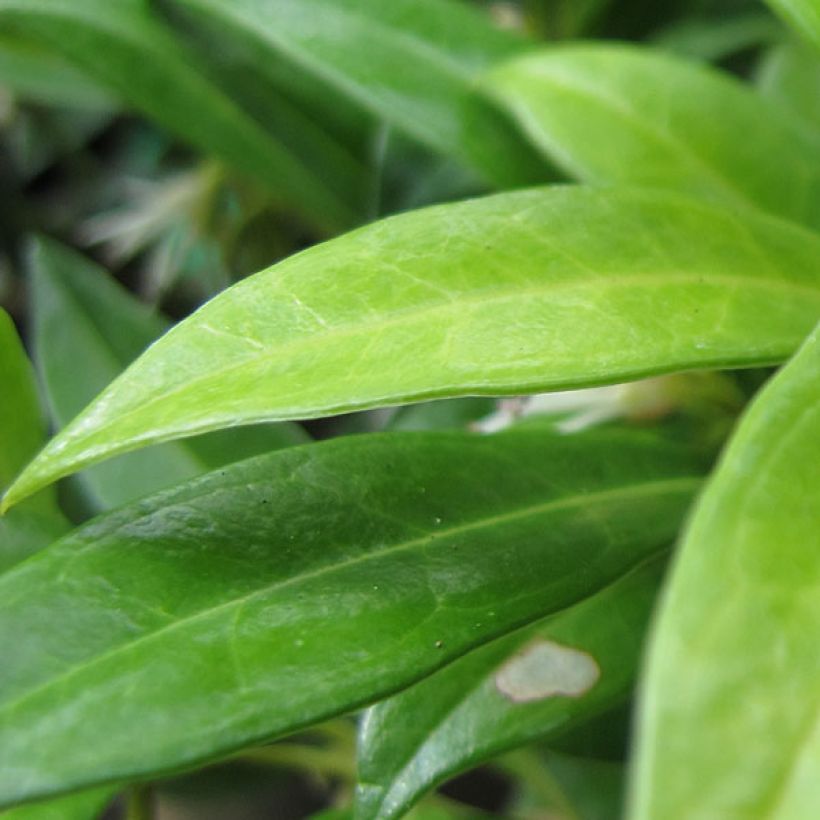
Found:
[125,785,154,820]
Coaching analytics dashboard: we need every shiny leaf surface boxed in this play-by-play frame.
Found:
[163,0,550,186]
[356,557,664,819]
[29,237,308,512]
[0,0,364,229]
[630,324,820,818]
[5,187,820,509]
[0,426,701,806]
[485,44,820,230]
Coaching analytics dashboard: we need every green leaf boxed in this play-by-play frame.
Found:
[5,186,820,509]
[629,324,820,818]
[356,556,664,819]
[0,788,115,820]
[161,0,551,187]
[0,426,701,806]
[0,33,114,109]
[767,0,820,50]
[29,237,308,512]
[758,40,820,137]
[0,310,68,571]
[485,44,820,230]
[0,0,364,230]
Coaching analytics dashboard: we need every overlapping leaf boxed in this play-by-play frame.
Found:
[161,0,550,187]
[0,426,701,806]
[28,237,308,512]
[0,788,115,820]
[5,187,820,509]
[485,44,820,230]
[356,557,664,819]
[0,0,365,229]
[758,40,820,137]
[630,324,820,818]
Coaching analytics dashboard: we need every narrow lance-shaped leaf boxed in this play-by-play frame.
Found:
[484,44,820,231]
[629,324,820,818]
[4,186,820,509]
[767,0,820,51]
[0,0,365,230]
[356,556,665,820]
[0,426,702,806]
[0,310,68,572]
[29,237,308,512]
[161,0,551,187]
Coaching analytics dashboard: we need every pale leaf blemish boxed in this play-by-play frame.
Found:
[494,639,600,703]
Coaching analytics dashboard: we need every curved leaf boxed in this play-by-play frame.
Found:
[629,324,820,818]
[29,237,308,512]
[485,44,820,230]
[162,0,550,187]
[0,426,701,806]
[767,0,820,50]
[0,0,364,230]
[4,186,820,509]
[356,556,664,820]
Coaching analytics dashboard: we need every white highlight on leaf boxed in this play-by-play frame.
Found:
[494,639,600,703]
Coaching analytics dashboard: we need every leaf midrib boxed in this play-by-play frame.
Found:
[0,475,701,723]
[70,269,820,437]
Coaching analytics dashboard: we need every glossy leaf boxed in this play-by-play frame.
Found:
[5,186,820,509]
[0,0,364,230]
[758,40,820,137]
[0,310,68,572]
[161,0,550,187]
[485,44,820,230]
[356,557,664,819]
[767,0,820,50]
[28,237,308,512]
[630,324,820,818]
[0,426,701,806]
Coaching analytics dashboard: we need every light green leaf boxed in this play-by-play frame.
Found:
[767,0,820,50]
[629,324,820,818]
[5,186,820,510]
[0,0,365,230]
[356,556,663,819]
[161,0,550,187]
[485,44,820,230]
[0,787,116,820]
[0,310,68,571]
[29,237,308,512]
[0,426,701,806]
[758,40,820,137]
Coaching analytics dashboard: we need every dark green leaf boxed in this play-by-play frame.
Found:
[0,426,701,806]
[356,557,663,819]
[6,187,820,509]
[630,324,820,818]
[485,44,820,230]
[29,237,308,511]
